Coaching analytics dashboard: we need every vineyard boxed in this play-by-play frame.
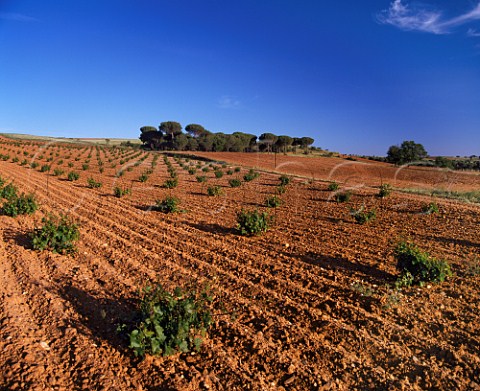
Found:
[0,136,479,390]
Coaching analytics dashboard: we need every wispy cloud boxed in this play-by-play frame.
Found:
[446,3,480,28]
[467,28,480,37]
[0,12,39,22]
[377,0,480,35]
[217,95,241,109]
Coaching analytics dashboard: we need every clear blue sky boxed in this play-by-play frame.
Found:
[1,0,479,156]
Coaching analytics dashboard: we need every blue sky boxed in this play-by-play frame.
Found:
[1,0,479,156]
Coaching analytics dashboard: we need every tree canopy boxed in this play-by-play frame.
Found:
[275,135,293,154]
[387,140,428,165]
[185,124,207,138]
[160,121,182,139]
[140,126,158,134]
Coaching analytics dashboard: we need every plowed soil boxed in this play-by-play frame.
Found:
[187,152,480,191]
[0,139,479,390]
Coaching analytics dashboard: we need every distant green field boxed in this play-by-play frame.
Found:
[0,133,141,146]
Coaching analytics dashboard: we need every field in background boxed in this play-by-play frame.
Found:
[187,151,480,193]
[0,133,141,146]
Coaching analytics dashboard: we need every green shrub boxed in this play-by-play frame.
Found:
[207,185,223,196]
[12,157,19,163]
[52,168,64,177]
[422,202,439,214]
[68,162,74,168]
[351,208,376,224]
[139,173,149,183]
[163,178,178,189]
[20,159,27,166]
[265,195,282,208]
[335,191,351,203]
[228,178,242,188]
[196,175,207,183]
[82,164,89,171]
[2,193,38,217]
[243,169,259,182]
[214,170,224,179]
[31,214,80,254]
[0,183,18,200]
[394,242,452,287]
[279,175,291,186]
[226,169,233,175]
[155,196,181,213]
[378,183,392,198]
[234,167,241,173]
[67,171,80,181]
[128,284,213,357]
[328,182,339,191]
[114,186,131,198]
[188,168,196,175]
[236,209,271,236]
[40,164,51,173]
[87,177,102,189]
[276,185,287,194]
[30,162,39,169]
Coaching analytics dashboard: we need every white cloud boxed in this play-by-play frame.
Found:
[377,1,480,35]
[0,12,39,22]
[217,96,241,109]
[377,0,445,34]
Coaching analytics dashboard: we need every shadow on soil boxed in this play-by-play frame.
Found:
[297,252,395,284]
[185,221,238,236]
[58,283,138,352]
[431,236,480,249]
[3,228,33,249]
[135,204,157,213]
[242,201,264,207]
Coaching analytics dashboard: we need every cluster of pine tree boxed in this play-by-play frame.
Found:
[139,122,314,153]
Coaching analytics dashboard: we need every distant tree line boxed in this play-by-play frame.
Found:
[139,121,314,153]
[360,140,480,171]
[432,156,480,171]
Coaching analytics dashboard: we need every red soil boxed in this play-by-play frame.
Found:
[188,152,480,191]
[0,139,479,390]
